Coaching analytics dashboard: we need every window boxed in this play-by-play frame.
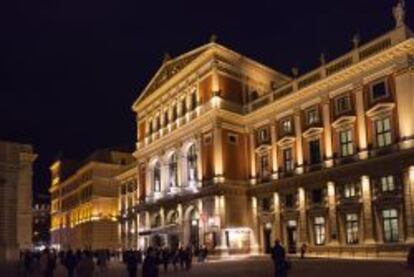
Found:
[375,118,392,147]
[381,175,395,192]
[283,148,294,172]
[371,80,388,101]
[181,98,187,116]
[187,144,198,185]
[281,119,292,134]
[345,214,359,244]
[169,153,178,187]
[153,161,161,192]
[382,209,399,242]
[344,183,358,198]
[228,134,238,145]
[190,93,197,110]
[314,217,326,245]
[262,197,272,212]
[172,105,178,121]
[312,189,323,204]
[335,95,351,114]
[148,121,153,135]
[260,154,270,179]
[258,128,269,142]
[339,130,353,157]
[306,108,319,125]
[285,194,294,208]
[309,140,321,164]
[163,111,169,127]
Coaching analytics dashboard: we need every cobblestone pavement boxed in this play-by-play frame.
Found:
[4,256,414,276]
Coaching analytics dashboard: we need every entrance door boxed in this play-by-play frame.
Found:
[263,228,272,254]
[168,234,179,250]
[190,218,200,247]
[286,220,297,253]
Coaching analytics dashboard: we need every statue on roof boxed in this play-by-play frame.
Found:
[393,0,406,28]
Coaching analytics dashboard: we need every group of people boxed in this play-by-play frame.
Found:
[20,248,112,277]
[123,245,208,277]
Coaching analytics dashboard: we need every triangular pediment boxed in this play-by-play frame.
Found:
[135,44,211,105]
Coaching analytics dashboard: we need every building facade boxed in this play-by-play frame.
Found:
[49,149,134,250]
[0,141,37,262]
[32,194,51,249]
[124,5,414,258]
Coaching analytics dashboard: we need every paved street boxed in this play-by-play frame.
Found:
[3,256,413,276]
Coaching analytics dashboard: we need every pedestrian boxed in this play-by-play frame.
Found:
[97,250,108,274]
[178,247,185,270]
[300,243,307,259]
[142,247,159,277]
[126,250,139,277]
[171,248,179,271]
[64,250,77,277]
[184,246,193,270]
[76,251,95,277]
[271,239,288,277]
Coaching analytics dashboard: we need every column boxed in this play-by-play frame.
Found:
[321,96,333,167]
[405,166,414,242]
[395,66,414,149]
[213,123,224,181]
[361,176,375,243]
[249,131,257,184]
[251,196,260,254]
[196,135,203,187]
[270,124,279,179]
[294,110,304,174]
[354,83,368,159]
[327,181,339,244]
[215,195,229,255]
[273,192,281,240]
[298,187,308,245]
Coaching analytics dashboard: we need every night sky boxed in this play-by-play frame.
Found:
[0,0,413,197]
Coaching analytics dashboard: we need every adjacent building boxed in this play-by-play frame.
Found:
[0,140,37,262]
[49,149,134,250]
[122,5,414,258]
[32,194,51,249]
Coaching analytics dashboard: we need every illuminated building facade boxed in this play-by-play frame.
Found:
[125,4,414,257]
[0,140,36,262]
[32,194,51,249]
[49,149,134,250]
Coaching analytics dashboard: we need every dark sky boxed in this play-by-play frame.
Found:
[0,0,413,196]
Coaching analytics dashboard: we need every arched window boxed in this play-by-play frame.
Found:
[169,153,178,187]
[153,161,161,192]
[169,211,179,225]
[187,144,198,185]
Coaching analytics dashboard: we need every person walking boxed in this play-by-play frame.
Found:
[64,250,77,277]
[300,243,307,259]
[126,250,139,277]
[271,239,288,277]
[142,247,159,277]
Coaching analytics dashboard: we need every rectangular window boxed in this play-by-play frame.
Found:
[306,108,319,125]
[382,209,399,242]
[339,130,353,157]
[371,80,388,101]
[344,183,358,198]
[309,140,321,164]
[258,128,269,142]
[314,217,326,245]
[335,95,351,114]
[312,189,323,204]
[163,111,169,126]
[227,133,238,145]
[281,119,292,134]
[283,148,294,172]
[381,176,395,192]
[375,118,392,147]
[345,214,359,244]
[260,155,270,179]
[285,194,294,208]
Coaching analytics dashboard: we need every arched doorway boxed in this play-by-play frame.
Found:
[189,209,200,247]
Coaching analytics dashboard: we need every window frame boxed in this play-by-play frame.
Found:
[306,107,319,125]
[339,129,354,157]
[382,208,399,243]
[283,148,294,172]
[369,78,389,103]
[375,117,392,148]
[313,216,326,246]
[334,94,352,115]
[345,213,359,245]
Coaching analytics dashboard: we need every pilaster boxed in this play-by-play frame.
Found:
[327,181,339,245]
[361,176,375,244]
[294,110,304,174]
[321,96,333,167]
[404,166,414,242]
[354,83,368,159]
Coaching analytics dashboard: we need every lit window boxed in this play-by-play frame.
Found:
[153,161,161,192]
[375,118,392,147]
[335,95,351,114]
[258,128,269,142]
[306,108,319,125]
[345,214,359,244]
[381,176,395,192]
[382,209,399,242]
[260,154,270,179]
[169,153,178,187]
[281,119,292,134]
[283,148,294,172]
[344,183,358,198]
[314,217,326,245]
[187,144,198,185]
[371,80,388,101]
[339,130,353,157]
